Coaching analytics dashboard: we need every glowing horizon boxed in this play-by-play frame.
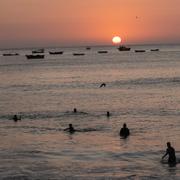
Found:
[0,0,180,48]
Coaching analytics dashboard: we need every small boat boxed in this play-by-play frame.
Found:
[118,45,131,51]
[49,51,63,55]
[151,49,159,52]
[98,50,108,54]
[32,49,44,54]
[26,55,44,59]
[3,53,19,56]
[73,53,85,56]
[86,47,91,50]
[135,50,146,53]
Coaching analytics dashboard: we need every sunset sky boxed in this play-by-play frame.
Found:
[0,0,180,48]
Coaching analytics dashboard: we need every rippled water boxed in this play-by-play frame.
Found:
[0,44,180,179]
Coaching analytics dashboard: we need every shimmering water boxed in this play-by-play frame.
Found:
[0,44,180,179]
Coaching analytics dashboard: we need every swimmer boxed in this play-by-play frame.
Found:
[120,123,130,138]
[64,124,75,133]
[106,111,110,117]
[73,108,77,113]
[13,115,21,122]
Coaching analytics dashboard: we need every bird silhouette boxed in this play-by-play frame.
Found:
[99,83,106,88]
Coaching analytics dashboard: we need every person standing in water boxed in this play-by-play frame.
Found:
[64,124,75,133]
[120,123,130,138]
[162,142,176,164]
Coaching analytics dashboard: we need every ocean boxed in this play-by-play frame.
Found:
[0,44,180,179]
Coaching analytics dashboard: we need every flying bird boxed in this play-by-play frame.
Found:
[99,83,106,88]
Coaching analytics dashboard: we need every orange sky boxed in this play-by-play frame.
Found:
[0,0,180,48]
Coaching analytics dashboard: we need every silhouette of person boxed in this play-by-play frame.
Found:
[73,108,77,113]
[120,123,130,138]
[162,142,176,164]
[100,83,106,88]
[13,115,21,122]
[107,111,110,117]
[13,115,18,122]
[64,124,75,133]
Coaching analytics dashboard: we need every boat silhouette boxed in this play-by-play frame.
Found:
[118,45,131,51]
[98,50,108,53]
[32,49,44,54]
[26,55,44,59]
[73,53,85,56]
[86,47,91,50]
[49,51,63,55]
[135,50,146,53]
[3,53,19,56]
[150,49,159,52]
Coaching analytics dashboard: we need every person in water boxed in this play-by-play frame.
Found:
[106,111,110,117]
[64,124,75,133]
[162,142,176,164]
[120,123,130,138]
[13,115,21,122]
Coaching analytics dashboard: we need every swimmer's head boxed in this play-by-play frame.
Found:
[123,123,127,128]
[167,142,171,147]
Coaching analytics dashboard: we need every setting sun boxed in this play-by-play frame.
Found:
[112,36,121,44]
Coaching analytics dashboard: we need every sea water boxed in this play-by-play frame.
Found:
[0,44,180,179]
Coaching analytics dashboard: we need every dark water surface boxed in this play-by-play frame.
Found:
[0,45,180,179]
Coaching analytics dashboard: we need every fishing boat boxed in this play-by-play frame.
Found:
[86,47,91,50]
[49,51,63,55]
[98,50,108,54]
[73,53,85,56]
[32,49,44,54]
[118,45,131,51]
[3,53,19,56]
[135,50,146,53]
[150,49,159,52]
[26,55,44,59]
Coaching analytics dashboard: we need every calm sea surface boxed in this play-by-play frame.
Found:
[0,44,180,179]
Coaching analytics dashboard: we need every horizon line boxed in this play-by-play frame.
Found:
[1,42,180,51]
